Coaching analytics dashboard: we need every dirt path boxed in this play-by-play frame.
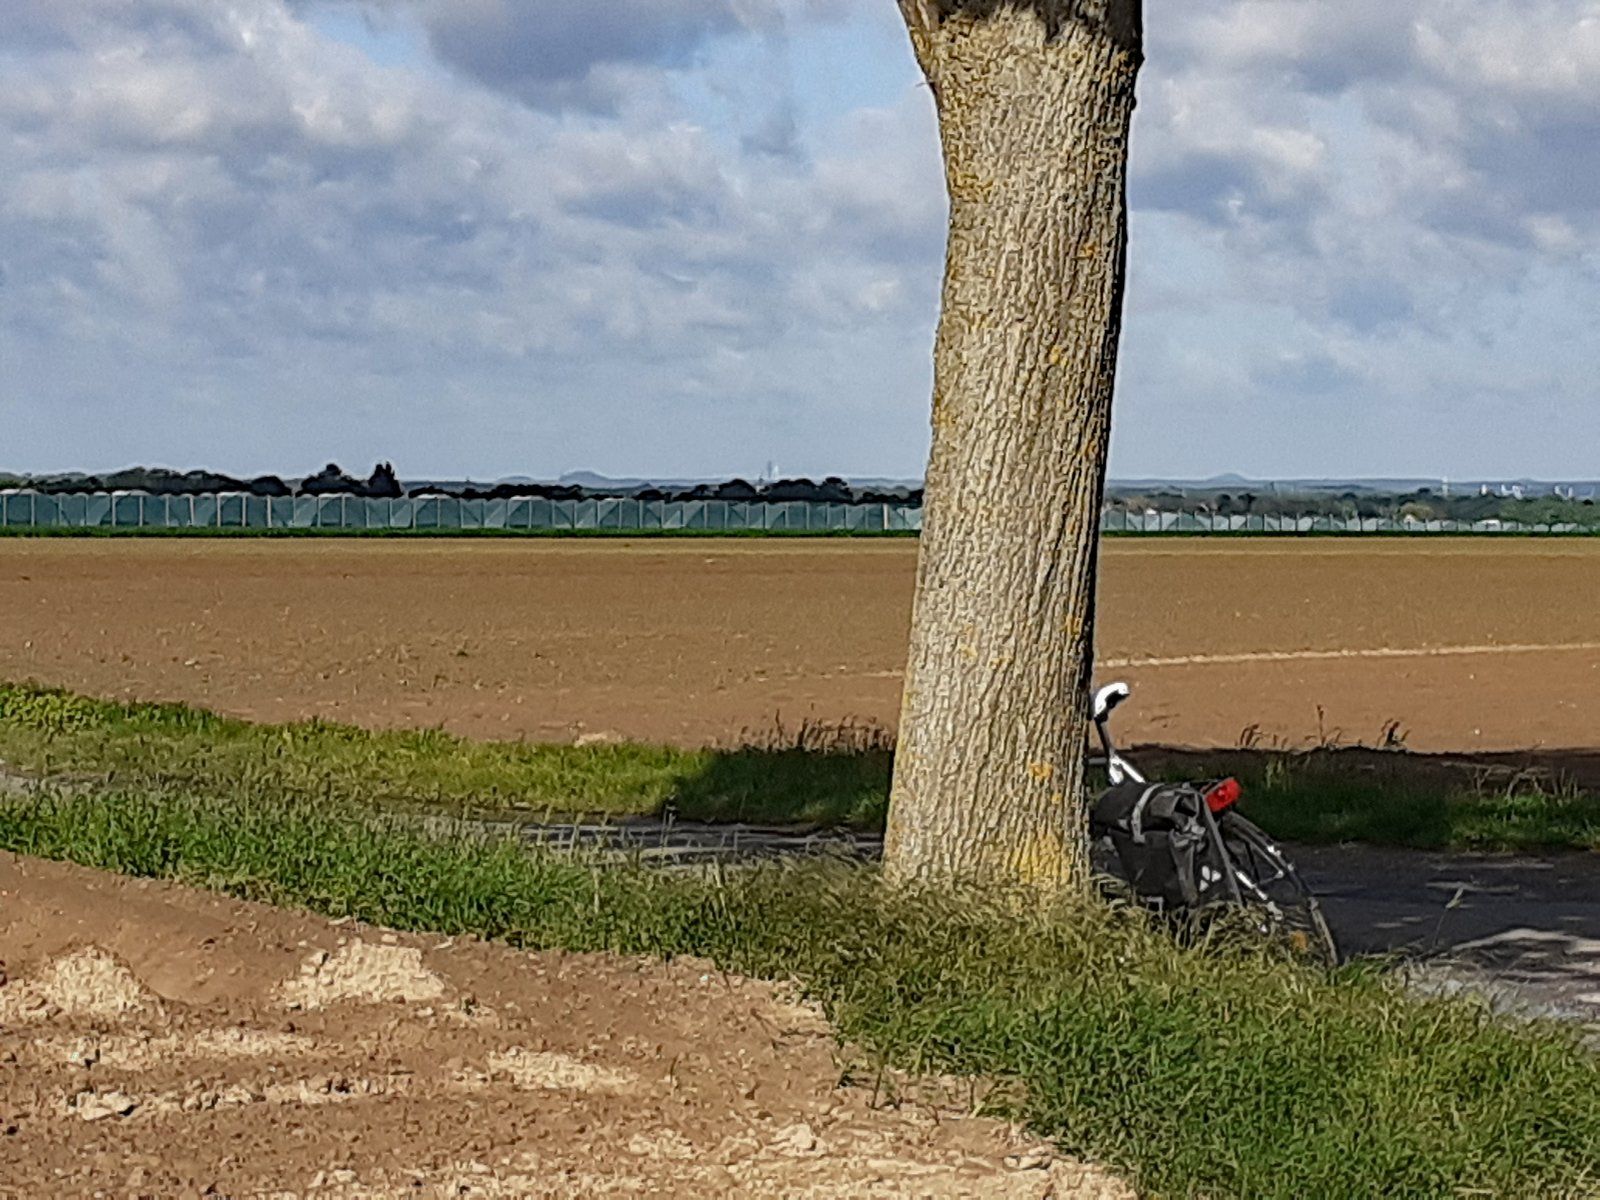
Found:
[0,854,1125,1199]
[3,538,1599,752]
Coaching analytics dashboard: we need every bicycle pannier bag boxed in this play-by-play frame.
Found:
[1091,782,1218,908]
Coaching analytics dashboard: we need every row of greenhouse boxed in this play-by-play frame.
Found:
[0,490,1592,535]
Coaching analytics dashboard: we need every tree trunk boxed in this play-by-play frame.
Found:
[885,1,1142,888]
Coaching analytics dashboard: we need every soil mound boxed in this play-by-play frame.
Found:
[277,940,448,1010]
[0,853,1131,1197]
[0,946,152,1024]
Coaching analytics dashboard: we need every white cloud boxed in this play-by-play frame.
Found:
[0,0,942,477]
[1104,0,1600,475]
[1132,0,1600,340]
[3,0,1599,480]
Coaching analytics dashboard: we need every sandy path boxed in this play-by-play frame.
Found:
[1,537,1597,751]
[0,853,1125,1198]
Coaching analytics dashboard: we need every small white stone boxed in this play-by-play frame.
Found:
[772,1123,821,1156]
[1005,1149,1054,1172]
[68,1090,138,1122]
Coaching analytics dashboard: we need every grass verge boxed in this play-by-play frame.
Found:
[0,782,1595,1198]
[0,682,891,827]
[1150,745,1600,852]
[5,682,1599,851]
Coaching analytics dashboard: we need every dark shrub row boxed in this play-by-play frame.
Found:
[10,464,923,506]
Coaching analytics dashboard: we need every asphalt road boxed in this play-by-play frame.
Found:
[1292,844,1600,1027]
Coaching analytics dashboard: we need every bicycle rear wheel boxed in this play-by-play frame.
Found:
[1217,812,1339,965]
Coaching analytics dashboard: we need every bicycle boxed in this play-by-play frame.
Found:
[1088,682,1339,965]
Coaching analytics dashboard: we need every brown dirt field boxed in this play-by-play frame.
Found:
[0,852,1126,1198]
[1,538,1597,753]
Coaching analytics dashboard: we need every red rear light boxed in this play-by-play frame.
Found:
[1205,778,1242,813]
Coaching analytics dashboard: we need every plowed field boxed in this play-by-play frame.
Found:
[2,538,1596,752]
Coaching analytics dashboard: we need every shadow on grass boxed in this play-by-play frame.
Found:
[670,747,891,827]
[668,718,893,828]
[668,736,1600,852]
[1134,744,1600,852]
[2,681,1596,849]
[673,735,1600,851]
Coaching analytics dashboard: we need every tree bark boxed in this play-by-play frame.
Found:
[885,0,1142,887]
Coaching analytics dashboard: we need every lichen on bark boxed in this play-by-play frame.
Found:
[885,0,1143,889]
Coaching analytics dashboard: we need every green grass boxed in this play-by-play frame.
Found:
[1245,756,1600,850]
[0,781,1595,1199]
[1145,746,1600,852]
[0,682,892,828]
[5,682,1598,851]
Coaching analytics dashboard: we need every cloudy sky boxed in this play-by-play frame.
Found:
[2,1,1598,482]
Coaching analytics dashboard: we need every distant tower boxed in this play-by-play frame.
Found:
[1442,477,1449,499]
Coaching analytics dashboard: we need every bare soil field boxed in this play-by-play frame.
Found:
[0,852,1121,1198]
[1,538,1597,753]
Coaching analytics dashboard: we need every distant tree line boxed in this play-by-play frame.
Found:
[1105,487,1600,527]
[408,476,923,505]
[2,464,402,499]
[0,464,924,506]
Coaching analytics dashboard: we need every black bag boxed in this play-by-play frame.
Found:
[1091,782,1233,909]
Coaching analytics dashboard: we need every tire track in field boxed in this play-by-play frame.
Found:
[1099,641,1600,670]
